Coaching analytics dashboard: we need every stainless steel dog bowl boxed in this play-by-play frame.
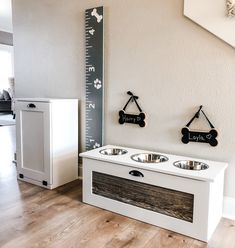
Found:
[131,153,168,163]
[99,148,128,156]
[173,160,209,170]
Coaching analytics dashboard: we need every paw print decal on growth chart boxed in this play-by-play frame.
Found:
[93,142,101,149]
[94,79,102,89]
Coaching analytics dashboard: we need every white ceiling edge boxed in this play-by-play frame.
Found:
[184,0,235,48]
[0,0,13,33]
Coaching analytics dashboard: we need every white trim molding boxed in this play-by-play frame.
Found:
[223,196,235,220]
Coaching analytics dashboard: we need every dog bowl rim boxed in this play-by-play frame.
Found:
[99,148,128,156]
[173,160,209,170]
[130,153,169,163]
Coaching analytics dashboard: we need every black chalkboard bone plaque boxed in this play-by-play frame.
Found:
[182,127,218,147]
[119,91,146,127]
[119,110,146,127]
[181,105,218,147]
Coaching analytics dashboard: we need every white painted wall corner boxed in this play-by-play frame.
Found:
[223,196,235,220]
[78,163,83,180]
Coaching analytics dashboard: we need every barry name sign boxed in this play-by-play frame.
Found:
[119,110,145,127]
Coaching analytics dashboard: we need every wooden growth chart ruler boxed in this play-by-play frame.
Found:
[85,6,104,150]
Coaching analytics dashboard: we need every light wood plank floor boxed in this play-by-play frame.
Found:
[0,126,235,248]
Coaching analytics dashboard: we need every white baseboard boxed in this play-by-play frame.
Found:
[223,196,235,220]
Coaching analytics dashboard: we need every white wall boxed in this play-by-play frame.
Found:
[0,0,12,32]
[0,44,14,89]
[12,0,235,198]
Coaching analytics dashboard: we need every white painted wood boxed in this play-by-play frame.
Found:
[51,99,79,188]
[80,145,228,182]
[207,171,224,239]
[16,101,52,184]
[80,145,227,242]
[16,98,78,189]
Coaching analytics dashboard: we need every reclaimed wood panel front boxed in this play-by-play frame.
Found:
[92,171,194,222]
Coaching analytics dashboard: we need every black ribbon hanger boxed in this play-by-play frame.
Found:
[119,91,146,127]
[122,91,142,113]
[182,105,218,146]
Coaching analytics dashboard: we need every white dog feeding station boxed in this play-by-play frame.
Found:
[80,145,227,242]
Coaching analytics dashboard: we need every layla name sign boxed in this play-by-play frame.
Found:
[181,106,218,147]
[182,128,218,147]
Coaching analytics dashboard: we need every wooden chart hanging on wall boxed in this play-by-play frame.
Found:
[85,6,104,150]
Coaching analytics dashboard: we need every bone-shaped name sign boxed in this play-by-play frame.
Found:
[227,0,235,16]
[91,8,103,23]
[181,127,218,147]
[119,110,146,127]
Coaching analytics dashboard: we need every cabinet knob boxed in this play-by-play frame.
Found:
[129,170,144,177]
[27,103,36,108]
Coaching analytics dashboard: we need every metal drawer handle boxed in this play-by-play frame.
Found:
[27,103,36,108]
[129,170,144,177]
